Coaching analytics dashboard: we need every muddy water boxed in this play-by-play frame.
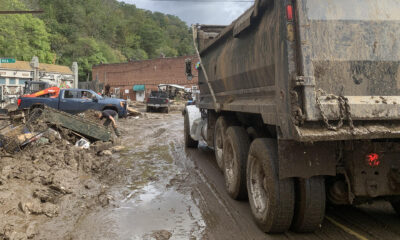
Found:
[69,112,206,240]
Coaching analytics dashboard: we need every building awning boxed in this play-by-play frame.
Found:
[133,85,145,91]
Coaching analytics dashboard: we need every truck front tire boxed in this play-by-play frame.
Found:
[223,126,250,200]
[214,116,229,171]
[184,113,198,148]
[247,138,295,233]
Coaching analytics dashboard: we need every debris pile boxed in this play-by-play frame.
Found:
[0,107,113,154]
[0,107,123,239]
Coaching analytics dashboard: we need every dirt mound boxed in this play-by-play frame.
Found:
[78,109,103,124]
[0,136,113,239]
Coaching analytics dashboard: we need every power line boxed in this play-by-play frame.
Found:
[0,10,43,14]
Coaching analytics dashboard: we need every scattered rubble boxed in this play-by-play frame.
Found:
[0,108,120,239]
[75,138,90,149]
[151,230,173,240]
[0,107,112,155]
[127,106,141,116]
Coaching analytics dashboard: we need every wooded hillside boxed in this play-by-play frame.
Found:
[0,0,194,80]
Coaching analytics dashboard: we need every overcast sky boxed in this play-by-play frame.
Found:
[119,0,254,25]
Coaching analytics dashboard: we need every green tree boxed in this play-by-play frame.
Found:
[0,6,54,62]
[0,0,195,81]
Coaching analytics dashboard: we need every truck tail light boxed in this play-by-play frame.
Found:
[17,98,21,107]
[366,153,380,167]
[165,99,169,103]
[286,5,293,21]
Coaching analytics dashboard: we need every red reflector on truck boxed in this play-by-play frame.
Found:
[17,98,21,107]
[286,5,293,21]
[367,153,380,167]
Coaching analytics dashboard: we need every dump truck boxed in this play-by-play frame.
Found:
[183,0,400,234]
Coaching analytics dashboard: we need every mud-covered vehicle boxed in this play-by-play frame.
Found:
[146,91,170,113]
[183,0,400,234]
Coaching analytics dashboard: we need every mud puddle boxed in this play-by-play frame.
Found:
[74,183,204,240]
[68,112,206,240]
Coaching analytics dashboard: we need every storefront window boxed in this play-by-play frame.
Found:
[9,78,16,85]
[0,78,5,85]
[19,79,29,85]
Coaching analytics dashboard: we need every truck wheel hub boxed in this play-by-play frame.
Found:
[250,156,267,213]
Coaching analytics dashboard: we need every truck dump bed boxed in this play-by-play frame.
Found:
[195,0,400,142]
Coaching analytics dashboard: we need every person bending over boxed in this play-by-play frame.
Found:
[97,109,121,137]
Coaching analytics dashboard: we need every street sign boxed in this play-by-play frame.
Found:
[0,59,16,63]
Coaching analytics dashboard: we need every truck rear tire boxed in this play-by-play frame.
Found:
[291,177,326,233]
[247,138,295,233]
[223,126,250,200]
[184,113,198,148]
[214,116,229,171]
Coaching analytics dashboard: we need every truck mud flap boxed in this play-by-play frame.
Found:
[278,140,337,179]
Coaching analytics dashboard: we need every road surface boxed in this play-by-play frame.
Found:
[68,111,400,240]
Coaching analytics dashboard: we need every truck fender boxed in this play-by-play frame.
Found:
[184,105,203,141]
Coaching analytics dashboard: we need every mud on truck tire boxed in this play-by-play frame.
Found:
[223,126,250,200]
[247,138,295,233]
[214,116,230,171]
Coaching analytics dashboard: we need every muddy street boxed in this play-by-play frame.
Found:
[32,111,400,240]
[1,0,400,239]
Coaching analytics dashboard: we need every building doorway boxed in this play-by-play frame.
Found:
[133,85,146,102]
[136,91,145,102]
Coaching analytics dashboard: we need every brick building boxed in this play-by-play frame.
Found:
[92,56,198,101]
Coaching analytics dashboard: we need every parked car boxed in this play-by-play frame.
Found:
[146,91,169,113]
[18,88,127,117]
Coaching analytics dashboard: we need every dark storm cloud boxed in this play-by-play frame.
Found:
[119,0,254,25]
